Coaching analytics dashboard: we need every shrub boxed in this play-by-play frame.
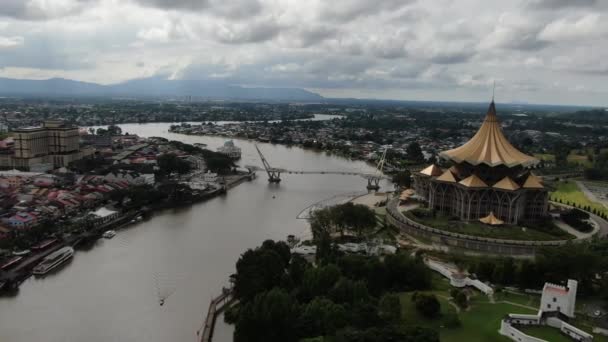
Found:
[412,293,440,318]
[561,209,593,233]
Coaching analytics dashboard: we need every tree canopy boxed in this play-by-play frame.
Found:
[229,240,435,342]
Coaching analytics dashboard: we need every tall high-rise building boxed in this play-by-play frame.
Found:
[10,120,88,171]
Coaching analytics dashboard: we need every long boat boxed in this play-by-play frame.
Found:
[1,256,23,270]
[32,247,74,275]
[31,239,58,251]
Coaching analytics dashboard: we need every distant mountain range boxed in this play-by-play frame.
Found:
[0,77,324,101]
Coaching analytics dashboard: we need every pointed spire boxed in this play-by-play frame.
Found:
[486,81,497,121]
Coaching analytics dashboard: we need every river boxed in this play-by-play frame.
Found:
[0,120,389,342]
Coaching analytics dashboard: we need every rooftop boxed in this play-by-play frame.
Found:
[439,101,539,168]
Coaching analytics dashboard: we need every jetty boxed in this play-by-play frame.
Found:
[198,288,235,342]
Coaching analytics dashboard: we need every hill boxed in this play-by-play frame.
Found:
[0,77,324,101]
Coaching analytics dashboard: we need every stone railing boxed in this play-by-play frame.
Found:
[386,199,583,255]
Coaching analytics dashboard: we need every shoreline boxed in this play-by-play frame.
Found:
[0,172,254,294]
[169,129,413,174]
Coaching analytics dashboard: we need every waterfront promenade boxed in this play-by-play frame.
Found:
[198,289,235,342]
[386,198,604,256]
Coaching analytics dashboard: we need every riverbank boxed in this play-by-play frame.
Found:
[0,122,385,342]
[0,172,254,294]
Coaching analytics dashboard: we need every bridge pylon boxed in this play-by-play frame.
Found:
[254,144,281,183]
[364,147,388,191]
[366,177,380,191]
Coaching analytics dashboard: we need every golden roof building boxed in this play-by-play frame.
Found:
[413,101,548,225]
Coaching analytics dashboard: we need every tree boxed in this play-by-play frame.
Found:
[261,239,291,266]
[378,293,402,323]
[392,170,412,188]
[384,253,432,291]
[309,202,377,239]
[553,143,570,167]
[454,291,468,309]
[301,264,341,300]
[335,325,439,342]
[406,142,425,162]
[333,202,377,237]
[297,298,347,337]
[107,124,122,136]
[234,288,300,342]
[157,153,191,175]
[234,248,286,301]
[412,293,440,318]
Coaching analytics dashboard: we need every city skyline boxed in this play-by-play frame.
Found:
[1,0,608,106]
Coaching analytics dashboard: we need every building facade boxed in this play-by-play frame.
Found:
[10,120,88,171]
[413,101,548,225]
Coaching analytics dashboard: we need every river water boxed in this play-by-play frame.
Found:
[0,119,389,342]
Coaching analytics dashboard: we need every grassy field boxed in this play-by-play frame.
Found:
[534,153,592,167]
[518,326,572,342]
[403,210,573,241]
[550,181,608,216]
[440,302,535,342]
[494,291,540,308]
[398,273,608,342]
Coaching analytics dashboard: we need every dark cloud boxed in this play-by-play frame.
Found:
[291,26,338,48]
[320,0,413,22]
[132,0,209,10]
[214,20,282,44]
[0,0,94,20]
[528,0,598,9]
[430,50,474,64]
[132,0,262,18]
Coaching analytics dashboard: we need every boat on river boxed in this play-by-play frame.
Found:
[1,256,23,270]
[32,239,58,251]
[103,230,116,239]
[32,247,74,275]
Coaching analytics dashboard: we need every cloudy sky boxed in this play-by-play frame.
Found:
[0,0,607,106]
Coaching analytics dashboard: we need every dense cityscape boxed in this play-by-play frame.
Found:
[0,96,607,342]
[3,0,608,342]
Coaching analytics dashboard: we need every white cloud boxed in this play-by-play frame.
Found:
[0,0,607,105]
[539,14,607,42]
[0,36,24,48]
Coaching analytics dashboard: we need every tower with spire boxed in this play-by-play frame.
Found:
[413,99,548,225]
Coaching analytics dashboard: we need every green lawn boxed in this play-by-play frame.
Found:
[441,303,535,342]
[398,273,608,342]
[403,210,573,241]
[550,181,608,216]
[494,291,540,308]
[398,267,608,342]
[519,326,571,342]
[533,153,592,167]
[399,291,458,330]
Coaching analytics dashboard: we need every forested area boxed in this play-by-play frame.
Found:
[225,240,439,342]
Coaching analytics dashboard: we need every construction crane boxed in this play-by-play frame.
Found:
[254,144,282,183]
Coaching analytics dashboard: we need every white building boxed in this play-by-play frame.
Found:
[217,140,241,160]
[104,170,155,185]
[425,258,494,295]
[499,279,593,342]
[540,280,578,318]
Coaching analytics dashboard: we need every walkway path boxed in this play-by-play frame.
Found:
[497,300,537,311]
[551,201,608,238]
[554,220,597,239]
